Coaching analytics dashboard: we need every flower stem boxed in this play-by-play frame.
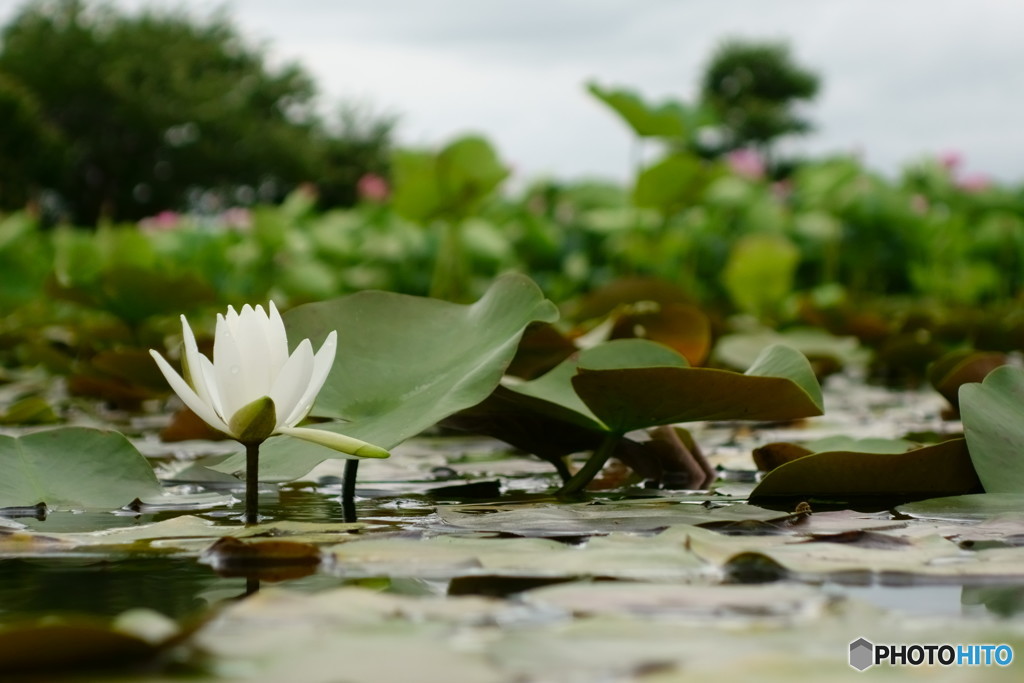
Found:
[556,432,621,501]
[245,442,260,525]
[342,459,359,523]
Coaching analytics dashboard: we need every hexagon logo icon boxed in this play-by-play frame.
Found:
[849,638,874,671]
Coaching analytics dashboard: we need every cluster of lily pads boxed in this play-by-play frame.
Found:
[2,273,1022,523]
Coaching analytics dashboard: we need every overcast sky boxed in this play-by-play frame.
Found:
[3,0,1022,185]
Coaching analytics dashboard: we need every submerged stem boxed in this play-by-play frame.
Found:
[557,432,621,500]
[245,442,260,525]
[342,459,359,523]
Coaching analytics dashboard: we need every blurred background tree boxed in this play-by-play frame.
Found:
[0,72,64,210]
[0,0,394,225]
[699,38,820,165]
[313,103,397,210]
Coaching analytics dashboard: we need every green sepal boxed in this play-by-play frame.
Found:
[230,396,277,445]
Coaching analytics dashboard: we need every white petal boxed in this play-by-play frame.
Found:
[225,305,240,334]
[198,354,227,422]
[236,303,272,397]
[269,338,314,429]
[149,350,230,434]
[276,426,389,459]
[180,315,215,408]
[265,301,290,379]
[283,331,337,426]
[213,312,249,420]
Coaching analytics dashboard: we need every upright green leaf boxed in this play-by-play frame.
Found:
[960,365,1024,493]
[587,83,690,138]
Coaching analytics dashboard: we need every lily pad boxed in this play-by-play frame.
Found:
[214,274,558,480]
[929,349,1007,413]
[749,438,982,503]
[898,493,1024,521]
[449,342,822,491]
[960,364,1024,492]
[0,428,199,509]
[573,343,823,433]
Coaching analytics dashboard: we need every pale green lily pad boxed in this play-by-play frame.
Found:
[435,501,787,536]
[898,493,1024,521]
[676,525,1024,579]
[0,428,229,510]
[433,503,905,538]
[0,515,364,556]
[214,274,558,480]
[329,532,710,581]
[521,581,831,619]
[186,583,1024,683]
[960,364,1024,492]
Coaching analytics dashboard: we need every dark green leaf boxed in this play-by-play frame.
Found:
[749,438,982,502]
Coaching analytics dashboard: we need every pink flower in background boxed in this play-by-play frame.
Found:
[957,172,991,193]
[138,210,181,232]
[357,173,390,202]
[938,150,963,172]
[220,207,253,231]
[726,148,765,180]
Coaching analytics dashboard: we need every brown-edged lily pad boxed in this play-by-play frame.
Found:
[749,438,982,504]
[929,349,1007,414]
[572,342,823,433]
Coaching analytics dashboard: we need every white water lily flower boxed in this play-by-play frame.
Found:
[150,302,387,458]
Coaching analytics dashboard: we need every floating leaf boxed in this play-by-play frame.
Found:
[749,438,981,503]
[0,428,168,509]
[0,620,162,675]
[573,343,823,433]
[929,349,1007,413]
[329,532,709,581]
[435,500,790,536]
[448,342,821,491]
[609,302,712,365]
[201,536,321,581]
[898,493,1024,521]
[960,364,1024,493]
[214,274,558,480]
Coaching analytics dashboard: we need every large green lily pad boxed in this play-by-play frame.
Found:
[214,274,558,480]
[960,364,1024,493]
